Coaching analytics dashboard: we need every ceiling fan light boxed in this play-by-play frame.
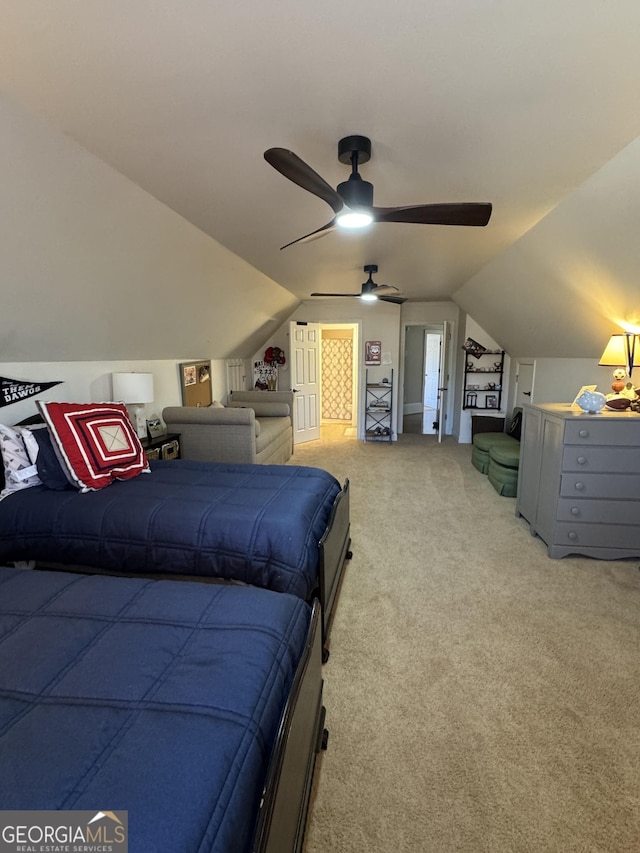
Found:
[360,292,378,302]
[336,209,374,229]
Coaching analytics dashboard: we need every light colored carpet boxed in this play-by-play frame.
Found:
[290,431,640,853]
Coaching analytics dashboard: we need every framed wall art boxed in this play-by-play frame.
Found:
[364,341,382,365]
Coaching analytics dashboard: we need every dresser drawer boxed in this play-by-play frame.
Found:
[560,473,640,500]
[553,521,640,551]
[564,420,640,445]
[557,497,640,524]
[561,446,640,473]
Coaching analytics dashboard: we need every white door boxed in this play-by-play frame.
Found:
[423,333,441,409]
[289,321,321,444]
[515,360,535,408]
[437,320,450,443]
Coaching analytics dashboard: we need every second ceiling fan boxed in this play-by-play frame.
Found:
[264,135,492,249]
[311,265,406,305]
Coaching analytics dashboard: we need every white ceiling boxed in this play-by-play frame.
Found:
[2,1,640,303]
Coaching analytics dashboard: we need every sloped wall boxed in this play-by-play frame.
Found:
[0,94,298,363]
[453,135,640,361]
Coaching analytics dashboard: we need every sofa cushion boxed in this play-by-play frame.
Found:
[471,444,491,475]
[489,440,520,468]
[255,416,290,455]
[473,432,515,452]
[487,458,519,496]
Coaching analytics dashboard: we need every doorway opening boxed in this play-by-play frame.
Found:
[320,323,359,438]
[402,324,445,435]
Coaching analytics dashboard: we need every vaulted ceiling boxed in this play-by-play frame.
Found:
[2,2,640,332]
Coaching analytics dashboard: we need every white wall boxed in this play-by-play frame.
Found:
[527,359,615,404]
[0,93,298,363]
[0,359,229,427]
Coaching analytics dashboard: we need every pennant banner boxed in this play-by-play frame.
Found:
[0,376,63,408]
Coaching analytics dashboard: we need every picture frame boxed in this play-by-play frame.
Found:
[253,360,278,391]
[365,340,382,365]
[183,365,196,386]
[462,337,487,359]
[486,395,498,409]
[146,416,164,440]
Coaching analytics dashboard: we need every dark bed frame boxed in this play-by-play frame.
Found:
[317,477,352,661]
[252,599,327,853]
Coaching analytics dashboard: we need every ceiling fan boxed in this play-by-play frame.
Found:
[311,265,406,305]
[264,135,492,249]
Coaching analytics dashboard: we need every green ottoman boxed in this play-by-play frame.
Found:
[487,439,521,496]
[471,432,516,474]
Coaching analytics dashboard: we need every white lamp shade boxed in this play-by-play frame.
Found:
[598,335,640,369]
[112,372,154,404]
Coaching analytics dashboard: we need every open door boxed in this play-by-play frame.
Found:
[437,320,450,443]
[289,321,321,444]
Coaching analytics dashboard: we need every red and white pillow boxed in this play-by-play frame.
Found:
[38,402,150,492]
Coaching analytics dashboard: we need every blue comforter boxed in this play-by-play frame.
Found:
[0,567,311,853]
[0,459,341,600]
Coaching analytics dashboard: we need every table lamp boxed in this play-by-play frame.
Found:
[112,372,154,439]
[598,334,640,393]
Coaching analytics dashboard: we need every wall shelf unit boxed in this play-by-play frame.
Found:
[463,350,504,411]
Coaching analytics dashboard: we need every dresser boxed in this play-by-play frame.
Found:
[516,403,640,559]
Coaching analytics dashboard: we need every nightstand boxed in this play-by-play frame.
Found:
[141,432,181,461]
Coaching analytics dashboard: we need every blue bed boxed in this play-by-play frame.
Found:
[0,459,351,656]
[0,567,326,853]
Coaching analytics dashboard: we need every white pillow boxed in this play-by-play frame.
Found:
[0,424,42,500]
[210,400,225,408]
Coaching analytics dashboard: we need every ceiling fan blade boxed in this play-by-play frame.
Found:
[372,284,400,296]
[265,148,344,215]
[380,295,407,304]
[310,292,360,298]
[374,202,492,227]
[279,219,337,250]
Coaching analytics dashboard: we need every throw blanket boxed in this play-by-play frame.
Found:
[0,459,342,599]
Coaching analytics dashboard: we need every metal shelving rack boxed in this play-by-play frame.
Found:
[364,369,393,442]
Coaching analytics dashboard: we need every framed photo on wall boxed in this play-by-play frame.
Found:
[365,341,382,365]
[486,395,498,409]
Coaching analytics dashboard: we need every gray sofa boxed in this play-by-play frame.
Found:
[162,390,294,465]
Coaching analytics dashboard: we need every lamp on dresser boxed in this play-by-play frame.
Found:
[112,372,154,439]
[598,333,640,393]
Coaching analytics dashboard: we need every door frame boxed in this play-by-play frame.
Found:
[319,322,360,428]
[514,359,536,409]
[399,321,456,436]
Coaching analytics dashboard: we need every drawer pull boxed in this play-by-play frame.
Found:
[578,429,589,438]
[570,507,580,516]
[568,532,578,541]
[577,456,586,465]
[574,482,585,491]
